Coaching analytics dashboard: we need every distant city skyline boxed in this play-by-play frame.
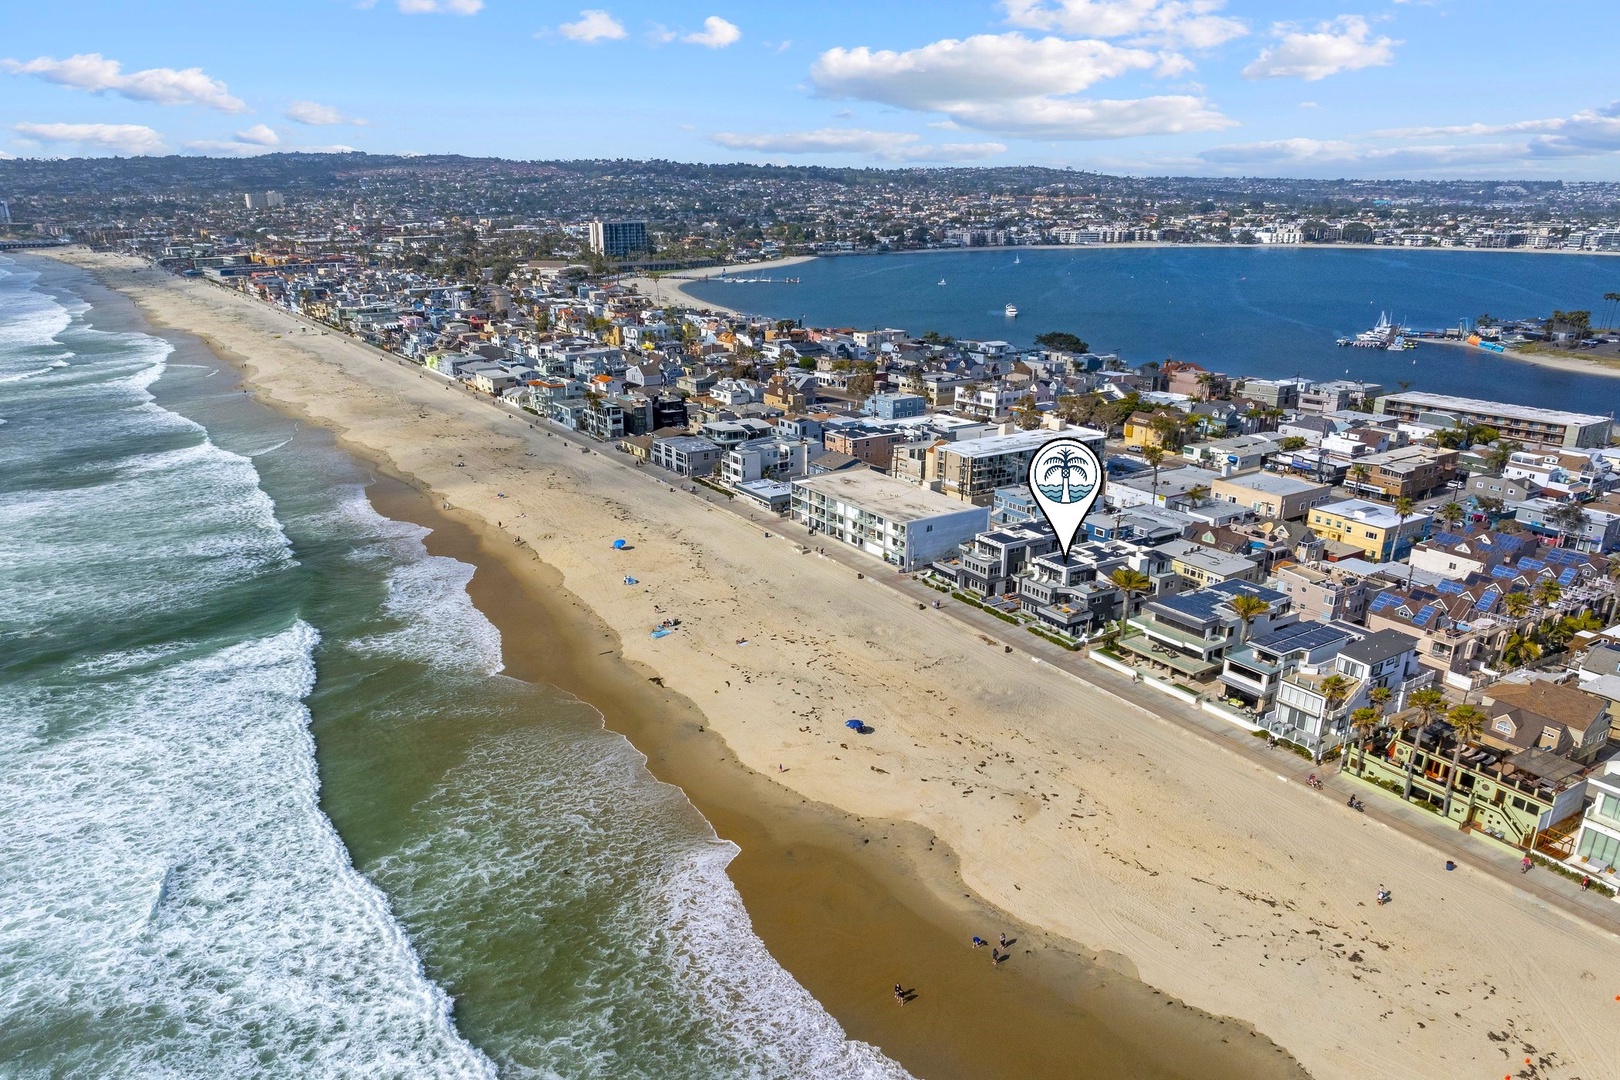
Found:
[3,1,1617,179]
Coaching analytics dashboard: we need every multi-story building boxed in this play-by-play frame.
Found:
[1221,621,1355,713]
[1569,762,1620,874]
[790,470,989,571]
[720,437,809,487]
[1375,391,1612,450]
[932,426,1105,506]
[651,434,724,476]
[867,392,927,420]
[1274,561,1375,623]
[1121,580,1295,680]
[1308,499,1430,561]
[1157,538,1262,588]
[932,522,1057,596]
[1512,498,1620,553]
[1016,541,1175,637]
[1269,629,1425,757]
[825,424,905,470]
[1210,472,1332,521]
[1347,445,1459,500]
[588,220,650,258]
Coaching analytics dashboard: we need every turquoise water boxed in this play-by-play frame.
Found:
[0,258,910,1079]
[686,247,1620,415]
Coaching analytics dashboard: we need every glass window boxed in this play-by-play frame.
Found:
[1599,794,1620,823]
[1578,826,1620,869]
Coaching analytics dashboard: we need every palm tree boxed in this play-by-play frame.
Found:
[1394,496,1417,580]
[1317,673,1353,763]
[1502,590,1532,619]
[1532,577,1563,609]
[1548,499,1587,549]
[1185,484,1210,507]
[1603,291,1620,332]
[1228,592,1271,641]
[1483,439,1520,473]
[1142,445,1167,503]
[1501,633,1542,669]
[1195,371,1214,401]
[1109,567,1152,623]
[1348,463,1371,495]
[1441,703,1487,817]
[1348,706,1380,775]
[1404,688,1446,801]
[1436,501,1465,530]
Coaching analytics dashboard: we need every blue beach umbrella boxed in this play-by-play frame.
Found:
[845,719,863,731]
[612,538,627,549]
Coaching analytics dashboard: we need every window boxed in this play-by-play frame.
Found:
[1494,718,1513,735]
[1578,826,1620,869]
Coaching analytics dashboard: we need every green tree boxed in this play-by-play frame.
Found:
[1348,707,1380,775]
[1228,592,1271,641]
[1317,674,1353,762]
[1034,331,1089,354]
[1532,578,1563,608]
[1141,445,1167,502]
[1441,704,1487,816]
[1109,567,1153,623]
[1502,591,1532,619]
[1404,688,1447,801]
[1436,501,1466,530]
[1501,633,1542,669]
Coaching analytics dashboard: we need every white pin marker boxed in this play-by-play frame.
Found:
[1027,437,1103,559]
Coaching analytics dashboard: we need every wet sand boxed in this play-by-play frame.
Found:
[366,473,1306,1080]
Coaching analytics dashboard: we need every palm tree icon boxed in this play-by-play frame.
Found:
[1042,448,1089,503]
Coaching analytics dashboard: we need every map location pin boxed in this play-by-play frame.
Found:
[1027,437,1104,559]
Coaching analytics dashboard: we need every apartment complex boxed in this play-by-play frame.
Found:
[790,470,989,570]
[932,427,1106,505]
[588,220,651,258]
[1376,392,1612,450]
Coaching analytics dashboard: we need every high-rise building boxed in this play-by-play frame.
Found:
[588,220,649,258]
[243,191,285,211]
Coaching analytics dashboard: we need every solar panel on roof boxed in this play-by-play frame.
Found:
[1434,531,1464,547]
[1435,579,1464,595]
[1369,593,1398,612]
[1559,567,1579,586]
[1491,565,1518,579]
[1519,558,1546,571]
[1413,606,1438,626]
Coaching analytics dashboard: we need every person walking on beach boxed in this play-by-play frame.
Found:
[999,933,1008,948]
[894,983,906,1006]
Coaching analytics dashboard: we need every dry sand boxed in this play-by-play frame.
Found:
[622,254,815,315]
[45,248,1620,1080]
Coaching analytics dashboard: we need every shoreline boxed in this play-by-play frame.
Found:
[622,254,816,316]
[52,249,1307,1080]
[38,246,1620,1080]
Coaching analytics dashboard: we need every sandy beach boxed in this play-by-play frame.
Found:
[622,254,816,315]
[42,247,1620,1080]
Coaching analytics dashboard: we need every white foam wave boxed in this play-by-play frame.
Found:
[331,486,504,676]
[0,624,495,1077]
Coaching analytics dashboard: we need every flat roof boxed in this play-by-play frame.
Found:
[1312,498,1414,528]
[1215,472,1326,496]
[941,427,1105,459]
[1382,391,1609,428]
[793,471,986,524]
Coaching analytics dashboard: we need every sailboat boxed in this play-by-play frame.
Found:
[1013,255,1021,264]
[937,278,947,286]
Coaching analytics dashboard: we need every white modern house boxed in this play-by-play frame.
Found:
[791,471,989,571]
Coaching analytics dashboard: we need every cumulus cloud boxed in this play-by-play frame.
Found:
[1200,137,1519,170]
[684,16,741,48]
[711,127,1005,162]
[558,9,627,42]
[14,121,166,155]
[810,32,1232,140]
[397,0,482,13]
[1242,16,1398,82]
[2,53,246,112]
[285,100,365,126]
[1002,0,1247,48]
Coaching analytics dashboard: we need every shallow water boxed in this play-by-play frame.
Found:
[0,258,909,1079]
[686,246,1620,415]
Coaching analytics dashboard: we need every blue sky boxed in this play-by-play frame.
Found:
[2,0,1617,179]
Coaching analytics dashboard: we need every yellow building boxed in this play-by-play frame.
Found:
[1307,499,1429,561]
[1122,410,1185,450]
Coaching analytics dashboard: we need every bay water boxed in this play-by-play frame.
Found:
[686,246,1620,415]
[0,257,910,1079]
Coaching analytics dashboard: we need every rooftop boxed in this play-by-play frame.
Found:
[1381,391,1609,427]
[1338,628,1417,665]
[793,470,986,524]
[1312,498,1417,529]
[941,427,1105,459]
[1215,472,1328,496]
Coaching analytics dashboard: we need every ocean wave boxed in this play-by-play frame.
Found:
[0,623,495,1078]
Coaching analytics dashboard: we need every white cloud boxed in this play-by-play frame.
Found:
[810,33,1232,140]
[558,9,627,42]
[711,127,1004,162]
[235,124,280,146]
[1002,0,1246,48]
[397,0,482,13]
[285,100,365,126]
[14,121,166,155]
[1242,16,1398,82]
[1200,138,1519,170]
[2,53,246,112]
[684,16,741,48]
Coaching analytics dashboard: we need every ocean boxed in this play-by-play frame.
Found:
[684,246,1620,416]
[0,257,911,1079]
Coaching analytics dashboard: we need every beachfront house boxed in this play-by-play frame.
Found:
[1220,621,1355,714]
[1569,762,1620,878]
[1267,630,1426,759]
[1119,580,1294,682]
[651,434,724,477]
[790,470,989,571]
